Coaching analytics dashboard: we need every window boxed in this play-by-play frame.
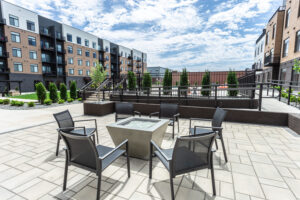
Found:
[78,59,83,66]
[14,63,22,72]
[283,38,289,57]
[92,42,96,49]
[85,39,89,47]
[286,9,290,28]
[261,43,263,53]
[125,52,127,57]
[120,51,123,57]
[28,36,36,46]
[85,51,90,57]
[9,15,19,27]
[68,57,74,64]
[58,67,63,75]
[41,41,50,49]
[67,46,73,54]
[42,66,51,73]
[67,34,72,42]
[106,55,109,61]
[78,69,83,75]
[296,31,300,52]
[57,56,63,64]
[56,44,62,52]
[27,21,35,31]
[86,70,90,76]
[69,68,74,75]
[93,62,96,67]
[93,52,96,58]
[272,23,276,39]
[29,51,37,59]
[86,60,90,66]
[11,32,20,43]
[77,48,82,55]
[77,37,81,45]
[265,32,269,45]
[105,46,109,52]
[30,64,38,73]
[12,48,21,57]
[42,53,51,62]
[56,32,62,40]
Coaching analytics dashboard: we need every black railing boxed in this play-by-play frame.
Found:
[42,72,57,76]
[0,68,10,73]
[0,36,7,42]
[0,52,9,58]
[0,18,6,25]
[41,46,55,51]
[264,55,280,65]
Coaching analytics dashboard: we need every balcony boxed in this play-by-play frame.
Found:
[0,18,6,25]
[128,62,133,66]
[264,55,280,66]
[41,46,55,52]
[0,67,10,73]
[0,36,7,42]
[57,49,66,54]
[56,35,65,41]
[128,55,132,59]
[40,30,52,38]
[58,71,67,77]
[0,52,9,58]
[42,71,57,77]
[41,59,56,65]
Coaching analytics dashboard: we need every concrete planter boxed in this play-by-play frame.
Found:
[107,117,168,160]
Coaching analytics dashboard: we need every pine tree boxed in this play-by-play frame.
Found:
[142,72,152,94]
[201,71,211,96]
[128,71,136,90]
[227,70,238,96]
[49,82,58,103]
[70,81,77,99]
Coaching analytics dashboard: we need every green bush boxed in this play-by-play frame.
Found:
[44,99,52,105]
[163,69,172,94]
[180,68,189,96]
[67,98,74,103]
[10,100,24,106]
[227,70,238,96]
[59,83,68,101]
[77,98,82,101]
[290,95,296,102]
[35,82,47,104]
[142,72,152,94]
[0,99,3,104]
[49,82,58,103]
[3,99,10,105]
[70,81,77,99]
[286,88,294,93]
[18,101,24,106]
[128,71,136,90]
[201,71,210,96]
[58,99,65,104]
[27,102,35,107]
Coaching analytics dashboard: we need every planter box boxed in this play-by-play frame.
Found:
[83,101,114,116]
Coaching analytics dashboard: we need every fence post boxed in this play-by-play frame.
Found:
[288,84,292,105]
[120,89,123,102]
[214,85,218,107]
[267,82,269,96]
[159,87,161,103]
[178,87,180,104]
[279,83,282,101]
[102,90,105,101]
[136,88,139,103]
[272,82,275,97]
[259,83,263,111]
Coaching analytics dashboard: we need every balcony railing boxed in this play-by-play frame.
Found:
[41,46,55,51]
[40,30,52,37]
[42,71,57,76]
[42,59,56,64]
[57,49,66,54]
[0,36,7,42]
[0,52,9,58]
[0,18,6,25]
[0,67,10,73]
[264,55,280,66]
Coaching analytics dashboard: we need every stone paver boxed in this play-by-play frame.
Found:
[0,113,300,199]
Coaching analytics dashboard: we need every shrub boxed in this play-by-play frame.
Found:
[18,101,24,106]
[286,88,294,93]
[227,70,238,96]
[59,83,68,101]
[201,71,210,96]
[163,69,172,94]
[49,82,58,103]
[58,99,65,104]
[142,72,152,94]
[27,102,35,107]
[70,81,77,99]
[77,98,82,101]
[3,99,10,105]
[91,62,106,87]
[44,99,52,105]
[10,100,17,106]
[180,68,189,96]
[128,71,136,90]
[0,99,3,104]
[35,82,47,104]
[67,98,74,103]
[290,95,296,102]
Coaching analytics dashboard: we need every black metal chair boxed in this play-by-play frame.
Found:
[115,102,141,122]
[189,107,228,162]
[53,110,99,156]
[59,131,130,200]
[149,132,217,200]
[149,103,180,139]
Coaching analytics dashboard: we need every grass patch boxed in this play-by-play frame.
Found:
[10,91,71,100]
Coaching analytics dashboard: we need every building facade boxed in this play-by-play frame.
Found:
[254,29,265,82]
[0,0,147,92]
[147,66,170,84]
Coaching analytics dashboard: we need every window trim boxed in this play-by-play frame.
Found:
[26,20,35,32]
[286,8,291,28]
[28,36,36,46]
[30,64,38,73]
[67,34,72,42]
[295,30,300,52]
[29,51,37,60]
[283,38,290,58]
[11,32,20,43]
[12,48,22,58]
[9,14,19,27]
[14,62,23,72]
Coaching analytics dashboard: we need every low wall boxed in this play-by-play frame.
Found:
[84,101,115,116]
[110,95,258,109]
[288,114,300,134]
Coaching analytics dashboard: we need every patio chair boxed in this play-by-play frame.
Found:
[53,110,99,156]
[189,107,228,162]
[115,102,141,122]
[149,132,217,200]
[59,131,130,200]
[149,103,180,139]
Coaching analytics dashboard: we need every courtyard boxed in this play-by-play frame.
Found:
[0,104,300,200]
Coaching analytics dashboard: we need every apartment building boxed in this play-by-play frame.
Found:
[254,29,265,82]
[279,0,300,83]
[0,0,147,92]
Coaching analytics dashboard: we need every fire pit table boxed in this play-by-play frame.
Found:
[106,117,169,160]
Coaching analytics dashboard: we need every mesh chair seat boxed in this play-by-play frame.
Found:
[154,149,173,170]
[116,114,133,121]
[189,128,215,136]
[96,145,126,170]
[69,128,96,136]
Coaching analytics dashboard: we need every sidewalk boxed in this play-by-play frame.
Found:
[0,103,83,134]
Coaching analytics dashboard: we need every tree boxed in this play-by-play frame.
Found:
[49,82,58,103]
[35,82,47,104]
[128,71,136,90]
[293,59,300,72]
[60,83,68,101]
[91,62,106,87]
[201,71,211,96]
[163,69,172,94]
[70,81,77,99]
[142,72,152,94]
[180,68,189,96]
[227,70,238,96]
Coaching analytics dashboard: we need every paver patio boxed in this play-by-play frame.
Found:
[0,113,300,200]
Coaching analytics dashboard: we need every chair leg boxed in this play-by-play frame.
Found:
[211,160,216,196]
[172,124,175,139]
[169,172,175,200]
[95,129,99,144]
[219,132,228,163]
[126,142,130,178]
[96,173,102,200]
[63,152,68,191]
[177,120,179,133]
[56,133,61,156]
[149,143,153,179]
[215,139,219,150]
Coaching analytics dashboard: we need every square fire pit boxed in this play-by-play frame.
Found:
[106,117,169,160]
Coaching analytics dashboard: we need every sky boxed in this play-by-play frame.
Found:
[7,0,284,72]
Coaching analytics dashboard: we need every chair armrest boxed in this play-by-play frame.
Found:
[57,127,86,135]
[211,148,216,153]
[99,139,128,160]
[189,118,211,121]
[150,140,171,161]
[134,111,141,117]
[194,125,223,131]
[74,119,97,129]
[149,112,159,118]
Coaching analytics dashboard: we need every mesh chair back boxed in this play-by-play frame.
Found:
[172,132,216,175]
[53,110,74,132]
[60,131,99,170]
[212,108,227,129]
[115,102,134,115]
[160,103,178,119]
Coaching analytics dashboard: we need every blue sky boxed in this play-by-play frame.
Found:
[8,0,283,71]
